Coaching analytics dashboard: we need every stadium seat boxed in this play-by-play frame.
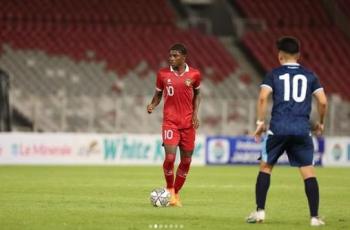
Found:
[0,0,259,133]
[235,0,350,100]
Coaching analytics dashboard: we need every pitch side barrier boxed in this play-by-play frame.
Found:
[0,133,348,166]
[0,133,206,165]
[322,137,350,167]
[206,135,325,166]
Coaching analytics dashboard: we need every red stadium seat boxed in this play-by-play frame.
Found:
[236,0,350,100]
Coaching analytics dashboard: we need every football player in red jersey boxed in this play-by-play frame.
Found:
[147,43,201,207]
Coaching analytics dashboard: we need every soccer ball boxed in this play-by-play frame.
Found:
[150,188,171,207]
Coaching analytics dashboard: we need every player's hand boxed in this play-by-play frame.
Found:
[192,116,199,129]
[253,122,266,142]
[314,122,324,136]
[147,104,154,114]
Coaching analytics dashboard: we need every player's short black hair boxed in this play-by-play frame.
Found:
[276,36,300,54]
[169,43,187,55]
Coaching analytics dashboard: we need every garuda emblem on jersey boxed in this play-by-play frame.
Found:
[184,79,192,86]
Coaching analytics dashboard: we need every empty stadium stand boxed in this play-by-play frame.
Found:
[1,0,347,135]
[336,0,350,17]
[0,0,259,134]
[235,0,350,101]
[0,0,175,26]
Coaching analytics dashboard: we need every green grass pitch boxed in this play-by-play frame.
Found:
[0,166,349,230]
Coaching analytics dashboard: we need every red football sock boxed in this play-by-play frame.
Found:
[174,157,192,194]
[163,153,176,189]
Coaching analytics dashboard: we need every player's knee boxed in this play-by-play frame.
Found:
[180,157,192,167]
[299,165,316,179]
[180,149,194,158]
[163,154,175,175]
[260,162,273,174]
[164,153,176,164]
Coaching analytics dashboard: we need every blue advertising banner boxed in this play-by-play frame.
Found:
[323,137,350,166]
[206,135,324,165]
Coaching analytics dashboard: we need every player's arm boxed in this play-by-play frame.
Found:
[254,86,272,142]
[313,89,327,135]
[192,88,201,129]
[148,71,163,114]
[147,90,163,114]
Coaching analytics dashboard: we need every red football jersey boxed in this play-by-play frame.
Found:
[156,64,201,129]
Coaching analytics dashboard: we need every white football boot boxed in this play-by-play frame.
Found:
[310,217,325,226]
[246,210,265,223]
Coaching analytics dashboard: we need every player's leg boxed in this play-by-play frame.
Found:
[163,144,177,204]
[299,166,324,226]
[256,161,273,209]
[162,126,180,198]
[174,149,193,194]
[246,161,273,223]
[288,135,324,226]
[247,135,286,223]
[171,127,195,207]
[171,148,193,207]
[163,145,177,189]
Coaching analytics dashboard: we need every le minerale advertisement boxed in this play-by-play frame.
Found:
[0,133,205,165]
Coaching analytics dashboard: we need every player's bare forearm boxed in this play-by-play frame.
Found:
[192,89,201,116]
[254,92,268,142]
[318,102,327,124]
[313,90,327,135]
[192,89,201,129]
[256,88,271,122]
[151,91,163,107]
[317,95,327,125]
[254,88,271,142]
[147,90,162,114]
[254,98,268,142]
[257,98,268,121]
[314,89,327,122]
